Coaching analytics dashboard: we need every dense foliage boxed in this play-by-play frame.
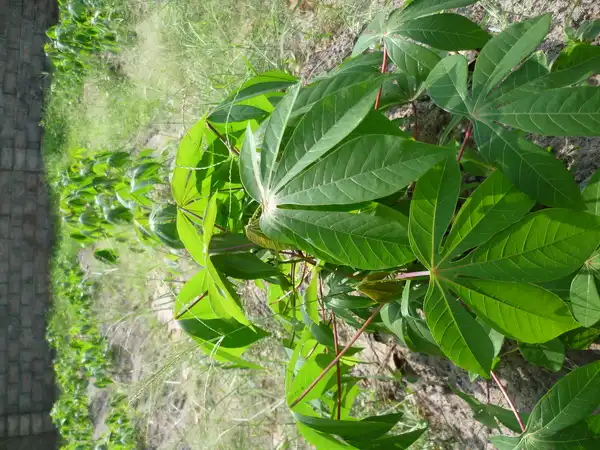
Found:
[167,1,600,448]
[46,0,120,75]
[48,263,139,449]
[57,148,181,262]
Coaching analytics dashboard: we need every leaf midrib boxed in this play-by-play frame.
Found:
[443,278,575,324]
[440,185,516,264]
[277,144,443,203]
[475,122,572,206]
[429,279,487,375]
[442,217,600,273]
[527,366,600,437]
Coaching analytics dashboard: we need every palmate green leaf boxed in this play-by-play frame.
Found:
[334,52,383,75]
[425,54,470,115]
[261,83,301,188]
[561,325,600,350]
[207,104,268,124]
[393,13,489,51]
[287,343,337,406]
[349,428,427,450]
[215,71,297,112]
[409,157,461,268]
[446,209,600,282]
[446,278,578,343]
[210,253,279,280]
[380,301,404,338]
[390,0,478,23]
[442,171,534,261]
[297,423,356,450]
[302,273,335,347]
[292,72,382,117]
[491,44,600,105]
[377,74,416,109]
[424,280,494,377]
[93,249,118,265]
[208,233,256,254]
[176,210,206,265]
[239,124,263,202]
[198,341,263,370]
[520,339,565,372]
[570,267,600,327]
[172,117,217,205]
[490,435,521,450]
[345,110,410,141]
[261,209,415,270]
[384,37,441,86]
[178,317,268,349]
[391,281,442,356]
[275,134,454,206]
[514,418,600,450]
[206,257,250,326]
[403,315,443,356]
[352,11,387,56]
[174,269,210,319]
[326,294,374,310]
[472,14,551,106]
[483,87,600,137]
[473,121,584,209]
[583,168,600,215]
[454,388,530,433]
[271,79,382,192]
[568,19,600,43]
[524,360,600,437]
[149,204,185,249]
[486,51,549,104]
[292,411,403,441]
[203,194,218,250]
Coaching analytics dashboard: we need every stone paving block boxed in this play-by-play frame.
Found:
[7,415,19,437]
[1,0,58,444]
[0,147,13,169]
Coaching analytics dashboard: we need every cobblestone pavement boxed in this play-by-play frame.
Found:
[1,0,58,448]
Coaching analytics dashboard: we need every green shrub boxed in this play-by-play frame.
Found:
[167,1,600,447]
[49,264,139,449]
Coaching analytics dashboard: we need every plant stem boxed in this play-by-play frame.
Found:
[490,370,526,433]
[332,311,342,420]
[207,121,240,156]
[411,101,419,140]
[395,270,430,280]
[290,304,384,408]
[174,291,208,320]
[456,122,473,162]
[374,45,388,111]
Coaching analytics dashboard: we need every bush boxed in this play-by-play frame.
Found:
[166,1,600,447]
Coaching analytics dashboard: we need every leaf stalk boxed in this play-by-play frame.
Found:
[374,45,389,111]
[490,370,526,433]
[290,304,384,408]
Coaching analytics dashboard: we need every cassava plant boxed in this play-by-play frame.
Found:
[46,0,120,75]
[58,148,182,263]
[169,1,600,447]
